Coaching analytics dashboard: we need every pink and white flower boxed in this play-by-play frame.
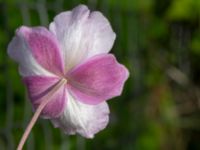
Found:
[8,5,129,138]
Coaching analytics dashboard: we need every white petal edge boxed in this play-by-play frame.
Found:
[49,4,116,72]
[51,91,110,138]
[7,27,55,77]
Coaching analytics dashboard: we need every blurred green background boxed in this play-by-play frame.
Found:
[0,0,200,149]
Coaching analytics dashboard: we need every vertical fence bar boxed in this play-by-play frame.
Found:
[5,69,14,150]
[3,1,15,149]
[19,1,35,149]
[37,0,49,26]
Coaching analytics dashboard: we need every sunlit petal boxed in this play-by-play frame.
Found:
[67,54,129,105]
[49,4,116,71]
[8,26,64,76]
[51,92,109,138]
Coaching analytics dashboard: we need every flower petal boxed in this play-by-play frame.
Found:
[23,76,66,118]
[7,30,51,77]
[51,92,109,138]
[8,26,64,76]
[49,4,116,71]
[67,54,129,105]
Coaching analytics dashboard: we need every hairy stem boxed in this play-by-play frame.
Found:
[17,78,67,150]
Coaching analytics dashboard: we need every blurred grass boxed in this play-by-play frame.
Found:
[0,0,200,150]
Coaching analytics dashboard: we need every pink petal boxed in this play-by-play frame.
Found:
[51,92,109,138]
[23,76,66,118]
[49,4,116,71]
[8,28,55,77]
[8,26,64,76]
[67,54,129,105]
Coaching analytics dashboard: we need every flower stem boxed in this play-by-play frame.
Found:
[17,78,67,150]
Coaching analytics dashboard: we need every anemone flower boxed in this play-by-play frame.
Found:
[8,4,129,150]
